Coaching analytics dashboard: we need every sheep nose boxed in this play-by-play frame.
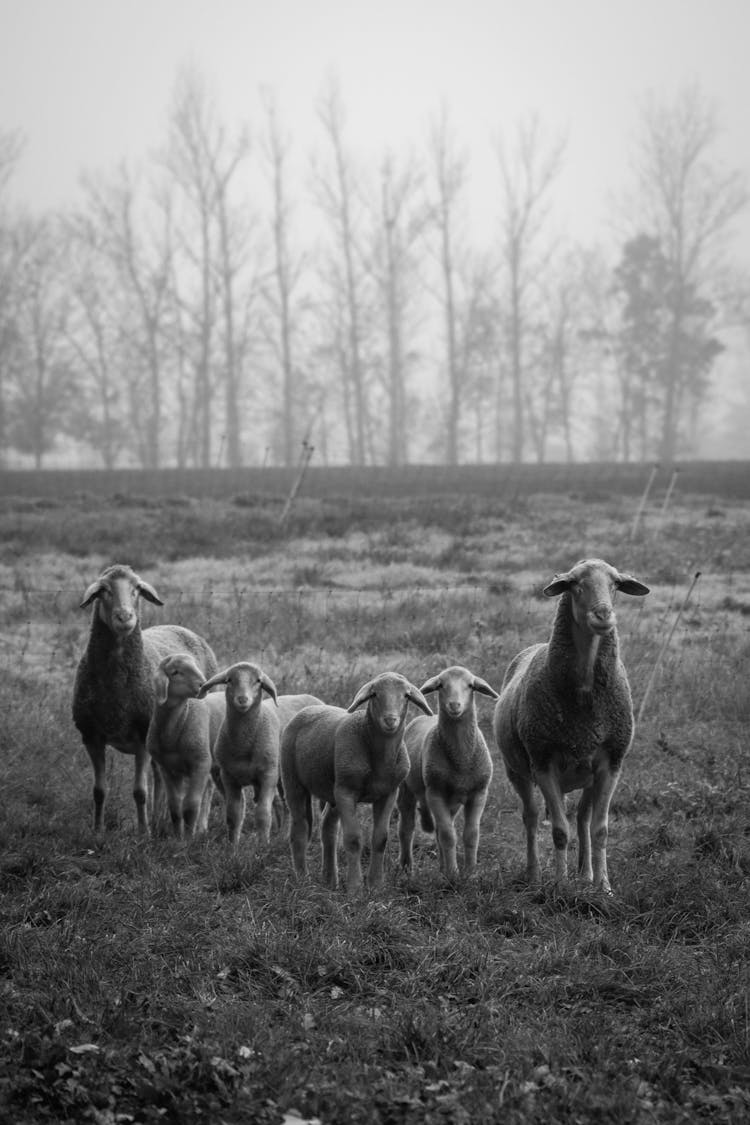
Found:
[235,695,250,708]
[382,714,400,731]
[591,606,615,629]
[446,700,463,717]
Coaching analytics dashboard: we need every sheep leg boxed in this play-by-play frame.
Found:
[426,786,460,881]
[210,762,226,799]
[254,779,277,844]
[84,737,107,831]
[197,777,215,834]
[462,787,489,876]
[535,770,569,884]
[164,776,186,839]
[576,787,594,882]
[285,777,312,877]
[271,788,286,832]
[183,771,211,838]
[320,803,340,888]
[396,785,417,871]
[334,788,364,894]
[221,773,246,846]
[368,791,398,889]
[150,759,164,829]
[506,768,542,884]
[133,746,152,835]
[590,766,620,893]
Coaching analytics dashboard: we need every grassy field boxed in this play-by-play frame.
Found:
[1,486,749,1123]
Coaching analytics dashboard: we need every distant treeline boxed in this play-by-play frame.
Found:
[0,461,747,502]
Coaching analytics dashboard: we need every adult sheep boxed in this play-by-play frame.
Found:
[72,564,218,833]
[492,558,649,893]
[280,671,433,893]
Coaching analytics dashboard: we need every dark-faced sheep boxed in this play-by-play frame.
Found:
[72,564,218,833]
[492,558,649,892]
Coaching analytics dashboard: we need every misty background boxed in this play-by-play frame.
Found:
[1,0,749,470]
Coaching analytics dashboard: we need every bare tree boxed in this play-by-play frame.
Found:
[313,78,372,464]
[629,84,748,461]
[64,235,125,467]
[530,247,595,462]
[427,108,468,465]
[496,114,565,461]
[166,67,253,467]
[7,216,75,467]
[372,151,426,465]
[0,129,25,464]
[81,167,173,467]
[260,88,306,466]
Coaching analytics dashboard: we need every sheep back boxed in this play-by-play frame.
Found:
[277,693,324,736]
[280,704,346,806]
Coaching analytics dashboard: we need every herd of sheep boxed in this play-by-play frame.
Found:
[71,559,650,893]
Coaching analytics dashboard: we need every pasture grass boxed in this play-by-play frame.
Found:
[1,489,749,1122]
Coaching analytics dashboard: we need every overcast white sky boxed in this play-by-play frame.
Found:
[2,0,750,257]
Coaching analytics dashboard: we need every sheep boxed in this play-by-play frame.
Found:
[492,557,650,893]
[72,564,218,834]
[397,665,499,881]
[196,660,321,846]
[280,671,433,893]
[145,653,225,838]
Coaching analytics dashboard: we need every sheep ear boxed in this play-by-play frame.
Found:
[80,579,105,607]
[471,676,500,700]
[406,686,433,716]
[419,675,442,695]
[347,682,375,712]
[137,580,164,606]
[197,670,230,697]
[260,672,278,705]
[543,574,572,597]
[616,573,650,596]
[154,668,170,705]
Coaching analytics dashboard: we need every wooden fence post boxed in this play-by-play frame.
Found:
[279,441,315,528]
[630,463,659,540]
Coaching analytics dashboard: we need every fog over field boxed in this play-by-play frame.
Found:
[1,1,749,468]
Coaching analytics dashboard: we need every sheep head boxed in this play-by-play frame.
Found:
[80,564,163,639]
[198,662,278,713]
[543,558,650,637]
[420,665,499,719]
[347,671,432,733]
[154,652,207,706]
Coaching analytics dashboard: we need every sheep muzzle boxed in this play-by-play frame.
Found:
[587,606,616,635]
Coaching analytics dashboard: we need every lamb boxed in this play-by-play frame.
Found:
[72,564,218,834]
[492,557,650,892]
[146,653,225,838]
[196,660,321,846]
[280,671,433,893]
[397,665,499,881]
